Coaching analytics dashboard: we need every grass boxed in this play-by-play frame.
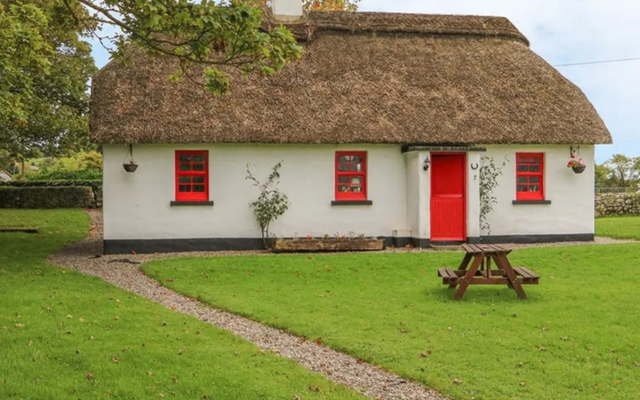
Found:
[144,245,640,400]
[596,215,640,240]
[0,210,365,400]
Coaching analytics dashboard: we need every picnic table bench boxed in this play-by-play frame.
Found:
[438,244,539,300]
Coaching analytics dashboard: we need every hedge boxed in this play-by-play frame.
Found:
[0,186,94,209]
[0,180,101,192]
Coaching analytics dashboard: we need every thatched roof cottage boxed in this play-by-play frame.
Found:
[92,0,612,254]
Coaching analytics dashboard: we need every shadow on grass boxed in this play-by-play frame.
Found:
[425,285,544,303]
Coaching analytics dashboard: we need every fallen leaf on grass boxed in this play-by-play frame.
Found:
[538,346,546,352]
[315,337,322,346]
[86,373,94,380]
[111,357,119,363]
[519,382,526,387]
[452,378,463,385]
[308,385,320,392]
[147,371,153,376]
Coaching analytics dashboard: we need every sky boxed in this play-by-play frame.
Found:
[89,0,640,163]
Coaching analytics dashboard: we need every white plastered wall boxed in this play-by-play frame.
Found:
[103,144,409,240]
[480,144,595,236]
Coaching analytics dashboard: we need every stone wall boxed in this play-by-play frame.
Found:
[595,192,640,217]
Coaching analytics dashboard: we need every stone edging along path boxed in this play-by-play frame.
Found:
[49,210,449,400]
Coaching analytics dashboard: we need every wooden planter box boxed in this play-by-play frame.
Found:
[273,238,385,253]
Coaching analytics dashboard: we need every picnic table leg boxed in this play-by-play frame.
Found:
[494,254,527,299]
[454,255,483,300]
[451,253,473,289]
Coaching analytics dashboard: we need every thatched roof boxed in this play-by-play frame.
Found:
[90,11,612,145]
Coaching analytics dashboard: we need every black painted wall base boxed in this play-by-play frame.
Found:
[104,234,594,254]
[468,233,594,244]
[105,237,416,254]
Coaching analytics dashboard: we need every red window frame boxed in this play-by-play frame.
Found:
[515,153,544,200]
[335,151,367,201]
[175,150,209,202]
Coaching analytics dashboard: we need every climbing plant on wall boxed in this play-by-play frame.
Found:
[479,155,509,235]
[246,161,290,249]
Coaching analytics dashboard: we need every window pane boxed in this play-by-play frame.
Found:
[179,176,191,183]
[193,185,205,192]
[351,177,361,185]
[193,163,205,172]
[518,157,529,164]
[530,176,540,184]
[338,185,349,192]
[338,156,350,163]
[193,176,205,184]
[338,176,350,184]
[179,155,191,162]
[351,186,362,193]
[192,155,205,162]
[517,176,528,183]
[179,163,191,171]
[517,165,529,172]
[351,162,363,172]
[517,185,528,192]
[338,163,350,172]
[530,185,540,192]
[178,185,191,192]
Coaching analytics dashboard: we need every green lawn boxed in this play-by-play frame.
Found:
[0,210,365,400]
[144,246,640,400]
[596,216,640,240]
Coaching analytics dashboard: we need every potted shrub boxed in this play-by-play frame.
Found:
[567,158,586,174]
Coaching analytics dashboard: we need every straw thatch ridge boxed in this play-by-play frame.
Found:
[90,11,612,145]
[268,11,530,46]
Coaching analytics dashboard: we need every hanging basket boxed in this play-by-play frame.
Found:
[123,162,138,173]
[571,164,586,174]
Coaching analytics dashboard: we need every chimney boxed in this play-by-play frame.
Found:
[272,0,303,21]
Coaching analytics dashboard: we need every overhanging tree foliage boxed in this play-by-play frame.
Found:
[1,0,304,160]
[62,0,303,95]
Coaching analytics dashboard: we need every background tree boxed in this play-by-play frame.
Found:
[595,163,613,187]
[1,0,96,166]
[596,154,640,188]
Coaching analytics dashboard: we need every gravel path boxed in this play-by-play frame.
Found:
[49,210,449,400]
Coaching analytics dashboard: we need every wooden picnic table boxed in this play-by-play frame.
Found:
[437,244,539,300]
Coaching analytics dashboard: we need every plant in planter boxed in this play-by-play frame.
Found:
[567,158,586,174]
[273,232,385,252]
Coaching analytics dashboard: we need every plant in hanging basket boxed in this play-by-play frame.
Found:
[123,162,138,173]
[567,158,586,173]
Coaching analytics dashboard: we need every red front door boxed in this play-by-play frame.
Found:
[430,153,466,242]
